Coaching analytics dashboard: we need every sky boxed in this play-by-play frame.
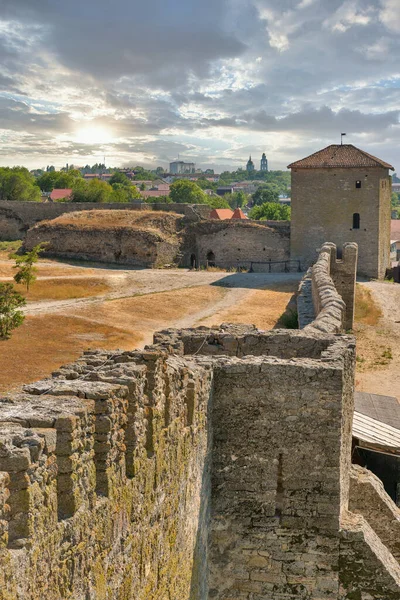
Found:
[0,0,399,172]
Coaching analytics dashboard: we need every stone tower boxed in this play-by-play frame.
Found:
[260,152,268,171]
[288,144,394,278]
[246,155,255,172]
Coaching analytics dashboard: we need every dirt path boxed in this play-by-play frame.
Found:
[355,281,400,400]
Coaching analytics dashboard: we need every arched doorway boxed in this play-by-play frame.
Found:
[190,253,197,269]
[207,251,216,267]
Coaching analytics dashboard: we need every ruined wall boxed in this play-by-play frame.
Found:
[183,220,290,270]
[0,201,210,241]
[349,465,400,562]
[297,242,357,333]
[0,350,213,599]
[1,241,400,598]
[209,350,353,599]
[290,167,391,278]
[24,210,184,268]
[25,225,180,267]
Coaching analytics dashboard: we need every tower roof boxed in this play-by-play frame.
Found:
[288,144,394,170]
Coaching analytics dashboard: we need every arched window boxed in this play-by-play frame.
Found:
[355,180,361,189]
[353,213,360,229]
[207,251,216,267]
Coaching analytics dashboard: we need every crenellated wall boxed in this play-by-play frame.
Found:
[0,350,213,599]
[297,242,358,333]
[1,241,400,599]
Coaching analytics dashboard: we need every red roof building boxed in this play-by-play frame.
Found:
[209,208,234,220]
[391,220,400,240]
[49,188,72,201]
[288,144,394,170]
[231,208,248,220]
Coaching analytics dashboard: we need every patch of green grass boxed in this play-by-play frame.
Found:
[0,240,22,253]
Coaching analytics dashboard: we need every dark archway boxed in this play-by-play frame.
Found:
[206,251,215,267]
[190,253,197,269]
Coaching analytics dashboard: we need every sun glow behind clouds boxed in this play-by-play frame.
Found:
[74,125,114,145]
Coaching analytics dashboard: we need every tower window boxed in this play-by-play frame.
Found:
[353,213,360,229]
[355,180,361,189]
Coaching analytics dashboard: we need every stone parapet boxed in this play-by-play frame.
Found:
[0,250,399,598]
[298,242,357,334]
[349,464,400,563]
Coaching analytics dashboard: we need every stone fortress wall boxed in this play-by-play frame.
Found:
[298,241,358,333]
[1,244,400,598]
[19,207,291,271]
[0,200,211,241]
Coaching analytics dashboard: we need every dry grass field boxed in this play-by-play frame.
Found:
[13,278,110,301]
[0,280,229,393]
[0,250,304,393]
[196,281,298,330]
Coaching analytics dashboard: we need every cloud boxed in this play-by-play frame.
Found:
[0,0,399,171]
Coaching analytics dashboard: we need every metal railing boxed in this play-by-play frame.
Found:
[203,259,302,272]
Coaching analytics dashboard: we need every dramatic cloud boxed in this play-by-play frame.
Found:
[0,0,398,170]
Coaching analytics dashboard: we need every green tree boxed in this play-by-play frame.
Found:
[0,167,41,202]
[71,179,112,203]
[13,243,47,292]
[110,183,141,203]
[169,180,208,204]
[36,169,82,192]
[391,192,399,208]
[224,190,247,209]
[205,196,230,209]
[252,184,280,206]
[0,282,26,339]
[249,202,291,221]
[109,171,130,186]
[140,182,146,191]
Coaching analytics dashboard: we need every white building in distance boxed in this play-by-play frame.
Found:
[169,161,195,174]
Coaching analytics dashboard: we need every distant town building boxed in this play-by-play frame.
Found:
[49,188,73,201]
[246,156,255,172]
[260,153,268,171]
[169,161,195,175]
[216,186,235,196]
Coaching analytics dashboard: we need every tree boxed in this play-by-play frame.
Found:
[140,182,146,191]
[0,283,25,339]
[13,243,47,292]
[109,171,130,186]
[36,169,82,192]
[169,180,208,204]
[252,184,280,206]
[224,190,247,210]
[110,183,140,203]
[205,196,231,209]
[391,192,399,208]
[249,202,291,221]
[0,167,41,202]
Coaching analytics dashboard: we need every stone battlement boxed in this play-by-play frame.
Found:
[1,242,400,599]
[298,241,358,333]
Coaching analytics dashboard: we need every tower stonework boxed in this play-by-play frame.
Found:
[288,144,393,278]
[260,152,268,171]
